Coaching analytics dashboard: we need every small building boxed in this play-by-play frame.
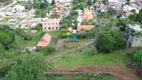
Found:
[31,30,37,34]
[68,27,73,32]
[77,25,94,31]
[128,24,142,47]
[37,33,52,47]
[13,5,25,12]
[41,19,61,31]
[82,14,94,21]
[20,20,37,28]
[24,46,36,52]
[84,10,93,15]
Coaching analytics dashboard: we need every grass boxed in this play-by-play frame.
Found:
[50,45,129,70]
[0,17,10,22]
[48,73,116,80]
[0,77,7,80]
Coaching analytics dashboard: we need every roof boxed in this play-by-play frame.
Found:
[84,10,93,14]
[23,21,33,26]
[77,25,94,31]
[68,27,73,32]
[55,3,65,8]
[82,14,94,21]
[42,19,60,28]
[31,30,37,33]
[129,24,142,32]
[108,0,118,3]
[37,33,52,47]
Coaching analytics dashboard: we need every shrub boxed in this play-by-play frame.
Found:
[95,31,125,53]
[0,59,11,77]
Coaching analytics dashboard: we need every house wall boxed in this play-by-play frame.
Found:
[129,36,142,47]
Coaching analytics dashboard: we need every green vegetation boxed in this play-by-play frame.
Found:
[0,17,10,22]
[50,45,128,70]
[95,31,125,53]
[9,53,47,80]
[47,73,116,80]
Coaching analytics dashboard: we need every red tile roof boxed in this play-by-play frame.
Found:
[37,33,52,47]
[77,25,94,31]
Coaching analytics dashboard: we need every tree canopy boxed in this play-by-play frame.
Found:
[9,53,47,80]
[95,31,125,53]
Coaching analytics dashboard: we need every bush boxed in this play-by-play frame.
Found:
[4,52,15,59]
[36,46,55,56]
[95,31,125,53]
[43,46,55,56]
[0,59,11,77]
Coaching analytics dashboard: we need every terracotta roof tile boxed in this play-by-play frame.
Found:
[77,25,94,31]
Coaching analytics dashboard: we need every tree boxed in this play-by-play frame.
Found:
[0,33,11,47]
[129,13,137,21]
[0,44,5,59]
[0,59,11,77]
[95,31,125,53]
[102,0,108,5]
[9,35,24,49]
[136,12,142,24]
[25,0,33,10]
[93,0,97,3]
[51,0,55,5]
[87,0,93,5]
[9,53,47,80]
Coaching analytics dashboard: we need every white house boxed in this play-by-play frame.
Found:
[128,24,142,47]
[13,5,25,12]
[47,0,72,3]
[0,12,5,18]
[108,0,126,9]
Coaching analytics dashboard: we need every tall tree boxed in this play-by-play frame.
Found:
[9,53,47,80]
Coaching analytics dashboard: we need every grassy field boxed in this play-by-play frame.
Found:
[49,45,129,70]
[0,17,10,22]
[0,77,7,80]
[48,73,116,80]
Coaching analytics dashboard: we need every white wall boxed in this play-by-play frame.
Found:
[130,36,142,47]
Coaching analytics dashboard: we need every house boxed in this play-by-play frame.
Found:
[82,14,94,21]
[108,0,126,9]
[13,5,25,12]
[77,25,94,31]
[128,24,142,47]
[41,19,61,31]
[0,12,5,18]
[24,46,36,52]
[84,10,93,15]
[20,20,37,28]
[52,3,65,17]
[37,33,52,47]
[47,0,72,3]
[68,27,73,32]
[31,30,37,34]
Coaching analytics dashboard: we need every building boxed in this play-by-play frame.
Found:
[84,10,93,15]
[13,5,25,12]
[19,20,37,28]
[37,33,52,47]
[82,14,94,21]
[108,0,126,9]
[77,25,94,31]
[41,19,61,31]
[128,24,142,47]
[47,0,72,3]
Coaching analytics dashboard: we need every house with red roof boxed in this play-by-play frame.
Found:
[37,33,52,47]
